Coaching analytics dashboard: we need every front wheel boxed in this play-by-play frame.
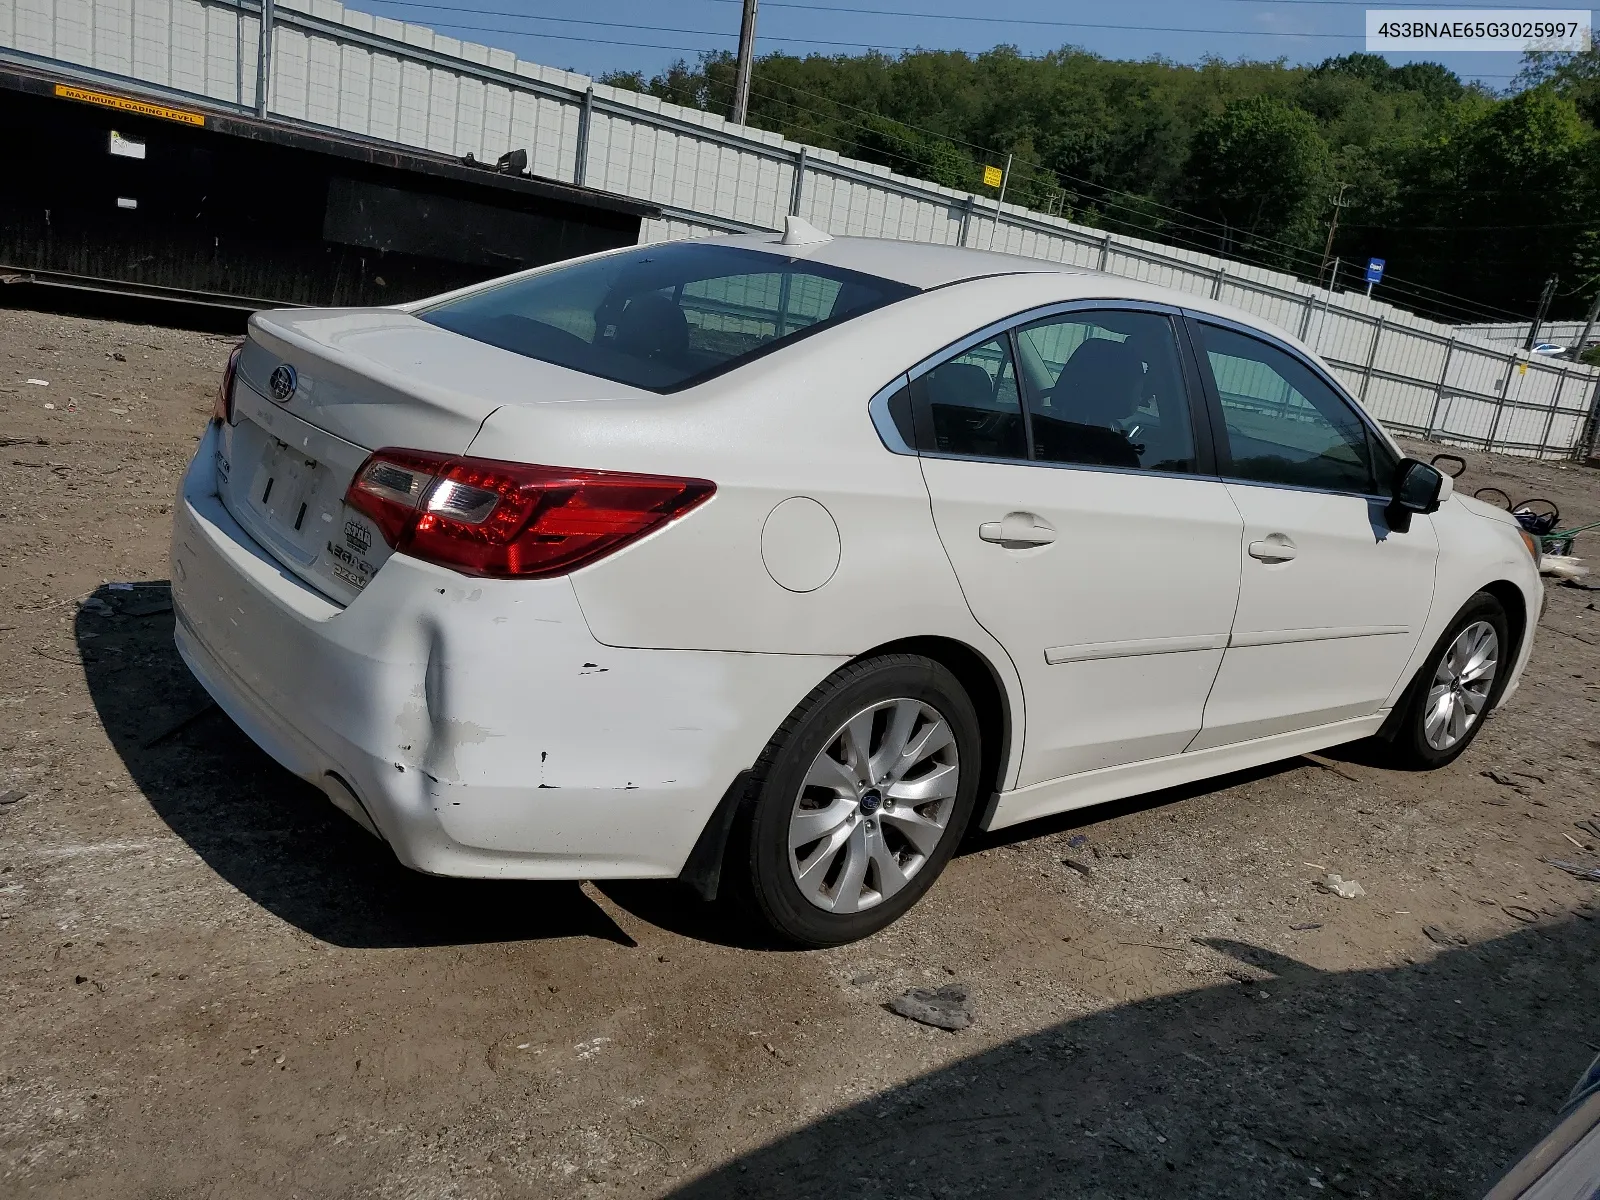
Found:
[1387,592,1511,769]
[726,653,983,947]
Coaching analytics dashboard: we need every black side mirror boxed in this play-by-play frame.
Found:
[1387,458,1444,533]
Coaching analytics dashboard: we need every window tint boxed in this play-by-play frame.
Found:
[1196,324,1383,494]
[419,242,917,393]
[1015,310,1196,473]
[911,335,1027,460]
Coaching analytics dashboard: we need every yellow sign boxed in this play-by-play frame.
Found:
[982,164,1004,188]
[53,83,205,127]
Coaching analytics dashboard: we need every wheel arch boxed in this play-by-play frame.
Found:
[1480,578,1528,667]
[849,635,1015,832]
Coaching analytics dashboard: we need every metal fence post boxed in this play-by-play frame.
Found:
[1538,366,1568,459]
[1484,353,1516,453]
[253,0,275,118]
[1098,232,1111,272]
[1210,265,1226,300]
[1424,338,1455,439]
[788,145,807,216]
[1581,375,1600,461]
[1296,290,1315,340]
[1359,316,1385,401]
[573,85,594,187]
[958,194,976,247]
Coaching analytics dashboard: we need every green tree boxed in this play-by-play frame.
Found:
[1183,96,1331,260]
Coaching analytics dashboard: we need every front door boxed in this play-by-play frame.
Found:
[914,308,1244,788]
[1187,319,1439,749]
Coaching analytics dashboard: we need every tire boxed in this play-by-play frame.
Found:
[725,653,984,947]
[1386,591,1512,769]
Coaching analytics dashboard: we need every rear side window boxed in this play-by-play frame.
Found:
[1195,323,1387,495]
[418,242,917,393]
[910,335,1028,460]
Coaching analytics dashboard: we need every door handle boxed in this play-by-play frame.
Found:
[1248,534,1297,563]
[979,512,1057,547]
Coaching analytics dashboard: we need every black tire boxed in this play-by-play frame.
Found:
[725,653,983,947]
[1386,591,1512,769]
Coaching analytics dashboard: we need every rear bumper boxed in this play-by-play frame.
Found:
[170,424,839,879]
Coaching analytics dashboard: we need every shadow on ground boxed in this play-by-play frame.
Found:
[75,584,634,948]
[671,918,1599,1199]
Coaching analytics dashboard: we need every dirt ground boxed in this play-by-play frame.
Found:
[1,297,1598,1200]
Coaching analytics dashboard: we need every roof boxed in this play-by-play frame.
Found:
[716,233,1081,290]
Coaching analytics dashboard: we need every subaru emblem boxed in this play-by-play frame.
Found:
[268,364,297,403]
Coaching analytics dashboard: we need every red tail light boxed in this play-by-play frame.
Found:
[213,345,242,425]
[343,449,715,579]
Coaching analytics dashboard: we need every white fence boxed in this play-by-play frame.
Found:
[4,0,1599,459]
[1453,320,1595,350]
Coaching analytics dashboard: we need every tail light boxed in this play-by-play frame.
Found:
[343,448,715,579]
[213,345,242,425]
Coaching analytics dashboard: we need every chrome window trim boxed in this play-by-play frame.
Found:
[868,374,915,455]
[906,298,1185,385]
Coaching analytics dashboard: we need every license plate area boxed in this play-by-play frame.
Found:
[251,439,321,542]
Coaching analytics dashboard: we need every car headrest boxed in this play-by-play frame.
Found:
[1051,338,1144,425]
[614,293,690,362]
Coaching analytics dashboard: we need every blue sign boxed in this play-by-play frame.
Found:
[1365,257,1386,284]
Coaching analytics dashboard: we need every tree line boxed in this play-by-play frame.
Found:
[602,47,1600,325]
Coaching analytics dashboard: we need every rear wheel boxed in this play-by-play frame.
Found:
[1387,592,1510,769]
[727,654,983,947]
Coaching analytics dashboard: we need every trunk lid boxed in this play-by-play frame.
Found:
[216,307,649,605]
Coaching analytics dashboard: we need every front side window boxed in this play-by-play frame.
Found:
[419,242,917,393]
[910,335,1027,460]
[1014,309,1197,473]
[1196,323,1387,494]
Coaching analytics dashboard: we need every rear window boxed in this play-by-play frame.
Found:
[418,242,918,393]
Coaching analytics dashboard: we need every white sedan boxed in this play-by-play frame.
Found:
[171,221,1542,946]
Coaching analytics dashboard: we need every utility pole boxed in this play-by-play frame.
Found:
[1318,182,1350,286]
[732,0,759,125]
[1573,286,1600,363]
[1524,274,1558,352]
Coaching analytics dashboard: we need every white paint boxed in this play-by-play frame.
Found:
[168,237,1542,927]
[760,497,840,593]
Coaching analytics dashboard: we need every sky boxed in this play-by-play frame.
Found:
[347,0,1558,91]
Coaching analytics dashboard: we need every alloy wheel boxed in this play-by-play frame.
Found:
[787,697,960,913]
[1423,620,1499,751]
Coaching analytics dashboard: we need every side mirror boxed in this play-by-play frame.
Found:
[1387,458,1445,533]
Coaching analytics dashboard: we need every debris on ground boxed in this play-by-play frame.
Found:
[1067,834,1089,848]
[25,378,48,386]
[1545,859,1600,882]
[1319,874,1366,898]
[886,985,972,1031]
[1423,925,1468,947]
[1483,769,1533,794]
[1061,856,1093,877]
[0,789,25,806]
[1503,905,1540,924]
[1540,555,1588,582]
[1289,922,1323,931]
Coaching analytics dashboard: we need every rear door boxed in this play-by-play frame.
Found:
[1185,317,1439,749]
[914,304,1244,788]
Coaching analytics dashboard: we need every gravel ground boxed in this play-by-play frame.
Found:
[1,300,1598,1199]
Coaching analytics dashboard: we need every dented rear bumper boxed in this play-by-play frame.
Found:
[170,424,837,879]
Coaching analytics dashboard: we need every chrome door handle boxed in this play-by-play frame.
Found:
[1248,535,1297,563]
[980,512,1057,547]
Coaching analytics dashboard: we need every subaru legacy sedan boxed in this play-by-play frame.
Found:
[171,222,1541,946]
